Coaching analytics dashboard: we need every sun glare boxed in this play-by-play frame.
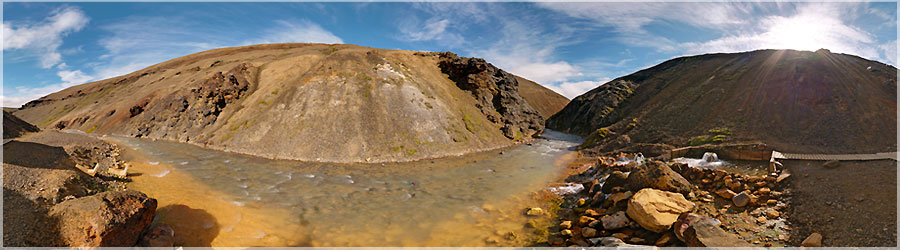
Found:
[766,16,825,52]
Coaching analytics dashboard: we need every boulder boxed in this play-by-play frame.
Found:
[602,171,629,193]
[48,190,157,247]
[626,188,695,233]
[601,211,630,230]
[138,224,175,247]
[676,213,753,247]
[582,227,599,238]
[801,233,823,247]
[823,160,840,169]
[625,161,694,195]
[732,191,751,207]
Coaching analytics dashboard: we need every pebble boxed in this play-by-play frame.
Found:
[766,210,780,218]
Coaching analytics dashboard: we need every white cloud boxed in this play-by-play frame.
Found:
[547,79,610,99]
[247,20,343,45]
[470,16,584,85]
[57,70,93,85]
[398,18,465,47]
[2,6,89,68]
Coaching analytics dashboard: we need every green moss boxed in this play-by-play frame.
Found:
[392,145,403,152]
[271,90,279,95]
[405,148,418,156]
[580,127,611,148]
[85,125,97,133]
[708,127,732,135]
[258,100,271,105]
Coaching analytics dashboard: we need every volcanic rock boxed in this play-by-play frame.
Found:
[625,161,694,195]
[48,190,157,247]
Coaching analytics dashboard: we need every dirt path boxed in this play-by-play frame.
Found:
[784,159,897,247]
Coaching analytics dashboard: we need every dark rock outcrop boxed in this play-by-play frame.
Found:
[3,110,39,139]
[48,190,157,247]
[129,63,256,140]
[435,52,545,140]
[625,161,694,195]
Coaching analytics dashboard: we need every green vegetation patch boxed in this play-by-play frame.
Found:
[85,125,98,133]
[580,127,611,148]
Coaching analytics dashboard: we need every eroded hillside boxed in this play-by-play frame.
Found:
[14,44,556,163]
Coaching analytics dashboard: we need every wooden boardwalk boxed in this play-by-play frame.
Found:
[771,151,898,161]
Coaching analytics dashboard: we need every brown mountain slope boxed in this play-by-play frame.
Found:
[13,44,552,163]
[548,49,897,154]
[4,110,39,139]
[515,76,570,117]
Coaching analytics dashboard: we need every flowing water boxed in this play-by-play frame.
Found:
[110,130,581,247]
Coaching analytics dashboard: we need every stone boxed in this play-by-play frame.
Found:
[588,219,603,229]
[590,191,606,207]
[582,227,599,238]
[627,237,647,245]
[767,199,778,206]
[626,188,695,233]
[602,171,629,193]
[612,233,629,240]
[601,211,630,230]
[757,216,767,224]
[776,173,791,183]
[525,207,544,216]
[561,229,573,237]
[727,180,743,191]
[584,209,602,217]
[608,191,633,207]
[801,233,823,247]
[766,210,780,218]
[655,231,676,247]
[587,237,629,247]
[715,189,737,199]
[625,161,694,195]
[757,187,771,195]
[675,213,753,247]
[823,160,840,169]
[578,215,597,227]
[49,190,157,247]
[560,220,573,229]
[137,224,175,247]
[732,191,751,207]
[577,198,587,206]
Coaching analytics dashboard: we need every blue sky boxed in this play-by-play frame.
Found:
[2,2,897,107]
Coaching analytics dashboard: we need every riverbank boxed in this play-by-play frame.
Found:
[544,152,898,247]
[3,130,155,247]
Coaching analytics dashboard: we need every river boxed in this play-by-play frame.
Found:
[109,130,581,246]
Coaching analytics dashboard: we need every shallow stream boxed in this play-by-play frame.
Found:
[110,130,581,246]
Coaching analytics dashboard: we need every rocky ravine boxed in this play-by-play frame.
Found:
[13,43,567,163]
[548,49,897,155]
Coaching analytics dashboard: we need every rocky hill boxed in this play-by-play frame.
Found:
[12,44,563,163]
[516,76,569,118]
[4,110,40,139]
[548,49,897,155]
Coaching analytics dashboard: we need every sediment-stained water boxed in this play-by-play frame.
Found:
[110,130,581,246]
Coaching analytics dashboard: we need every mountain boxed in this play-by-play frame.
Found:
[548,49,897,155]
[12,43,566,163]
[516,76,569,118]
